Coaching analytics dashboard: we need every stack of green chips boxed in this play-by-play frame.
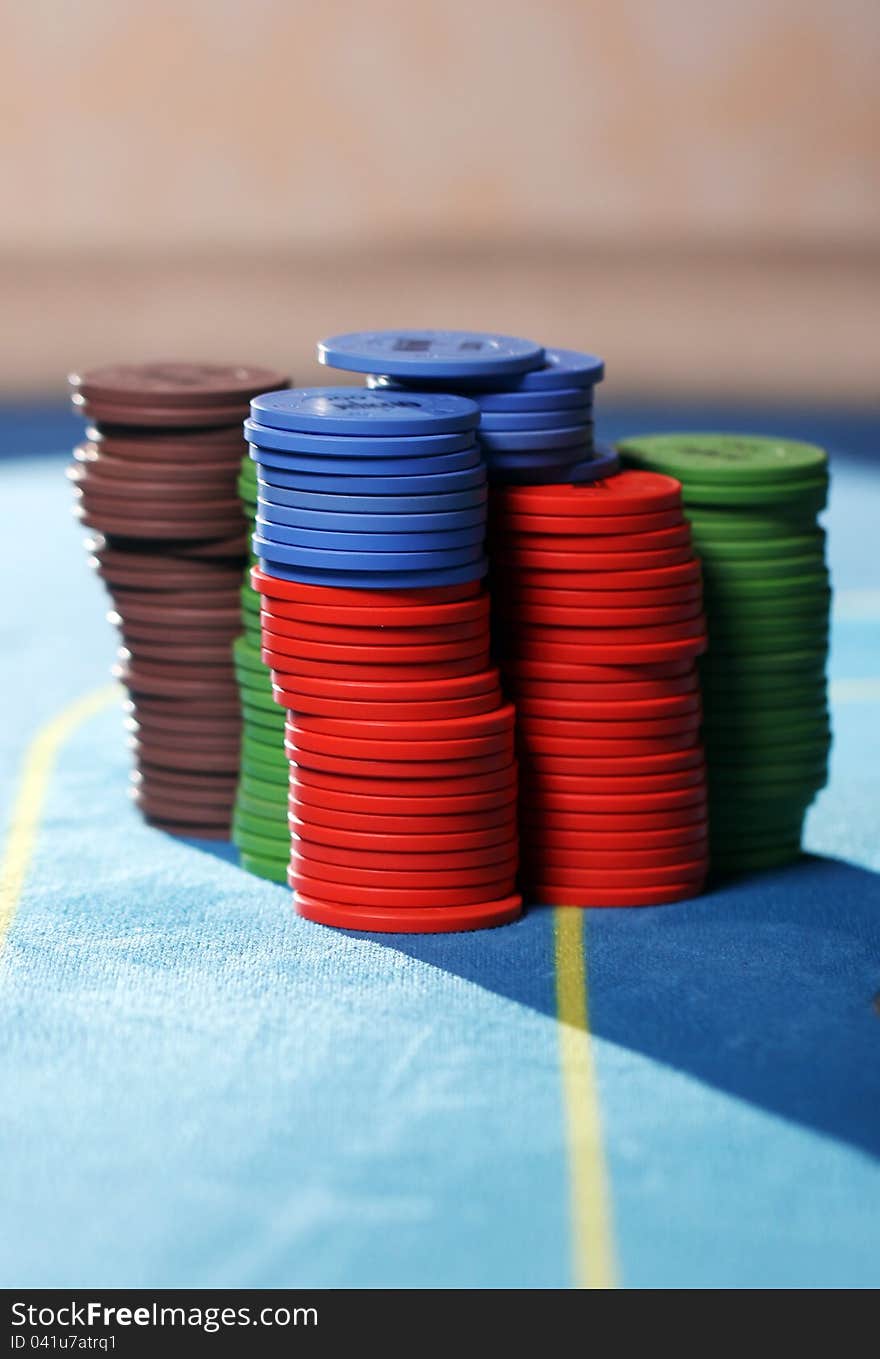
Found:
[616,433,831,875]
[232,456,290,883]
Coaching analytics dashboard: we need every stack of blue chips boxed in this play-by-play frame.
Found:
[318,330,615,485]
[246,387,487,589]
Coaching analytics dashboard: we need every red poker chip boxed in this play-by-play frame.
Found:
[271,665,501,702]
[493,561,702,592]
[290,813,517,853]
[277,689,504,720]
[518,714,701,742]
[491,524,692,553]
[518,806,708,831]
[495,544,696,573]
[521,860,707,888]
[514,693,701,721]
[286,747,516,780]
[520,739,704,766]
[495,599,704,628]
[251,567,478,607]
[289,796,517,835]
[521,747,704,779]
[529,823,708,851]
[502,657,694,682]
[498,581,703,609]
[505,634,708,665]
[492,470,682,515]
[286,727,514,763]
[295,894,523,933]
[519,784,707,813]
[488,508,685,536]
[289,703,515,743]
[289,793,516,831]
[289,871,517,910]
[292,834,518,872]
[504,675,699,702]
[521,766,704,793]
[260,611,488,647]
[533,843,708,870]
[526,883,702,908]
[505,618,705,646]
[262,629,489,664]
[289,851,515,891]
[259,592,490,628]
[293,763,517,798]
[290,781,517,818]
[270,654,492,682]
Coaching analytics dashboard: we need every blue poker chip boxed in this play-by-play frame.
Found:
[478,424,592,453]
[244,417,476,458]
[258,558,489,590]
[486,445,620,486]
[478,409,594,433]
[317,330,544,380]
[257,463,487,496]
[571,445,620,481]
[250,443,482,478]
[255,517,485,553]
[504,347,604,391]
[256,500,485,533]
[253,533,483,571]
[474,386,594,414]
[257,481,487,515]
[250,386,479,436]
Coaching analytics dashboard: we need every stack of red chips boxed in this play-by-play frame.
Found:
[251,571,522,933]
[489,469,710,905]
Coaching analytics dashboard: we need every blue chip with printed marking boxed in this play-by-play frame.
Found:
[317,330,544,380]
[250,386,479,436]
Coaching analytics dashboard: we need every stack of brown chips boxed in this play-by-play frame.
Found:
[68,362,290,838]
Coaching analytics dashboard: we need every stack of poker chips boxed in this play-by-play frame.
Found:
[232,455,289,881]
[334,332,613,486]
[488,469,710,905]
[68,362,290,838]
[617,434,831,874]
[245,387,522,933]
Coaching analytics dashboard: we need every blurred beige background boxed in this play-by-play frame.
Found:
[2,0,878,399]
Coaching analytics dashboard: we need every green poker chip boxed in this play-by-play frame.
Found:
[234,825,291,858]
[678,480,828,511]
[686,509,821,539]
[617,432,828,484]
[233,807,290,843]
[238,851,288,885]
[239,770,291,803]
[701,553,827,580]
[241,701,284,730]
[240,751,288,785]
[690,533,825,562]
[235,788,288,819]
[711,845,803,873]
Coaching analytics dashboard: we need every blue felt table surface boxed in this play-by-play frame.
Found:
[0,401,878,1289]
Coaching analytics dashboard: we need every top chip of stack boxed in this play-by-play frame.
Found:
[320,330,612,486]
[247,386,487,590]
[70,362,291,429]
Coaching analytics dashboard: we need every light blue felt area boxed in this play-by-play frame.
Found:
[0,404,878,1289]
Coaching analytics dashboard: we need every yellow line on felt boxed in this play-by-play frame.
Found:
[554,906,618,1289]
[0,685,118,953]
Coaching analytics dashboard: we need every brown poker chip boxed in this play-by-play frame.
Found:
[74,486,245,519]
[115,661,239,699]
[125,711,240,739]
[73,448,243,484]
[125,718,240,753]
[71,362,290,409]
[70,457,241,498]
[119,636,237,664]
[131,767,239,799]
[115,619,240,646]
[96,564,244,593]
[140,811,233,840]
[87,424,248,455]
[108,595,241,624]
[133,791,234,825]
[123,701,240,722]
[75,504,246,540]
[129,736,241,773]
[74,398,262,428]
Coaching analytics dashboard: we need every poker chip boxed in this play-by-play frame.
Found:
[245,418,478,456]
[255,516,485,553]
[251,442,482,478]
[294,894,523,934]
[318,330,544,380]
[618,432,832,873]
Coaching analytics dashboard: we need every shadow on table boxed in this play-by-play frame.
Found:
[380,852,880,1160]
